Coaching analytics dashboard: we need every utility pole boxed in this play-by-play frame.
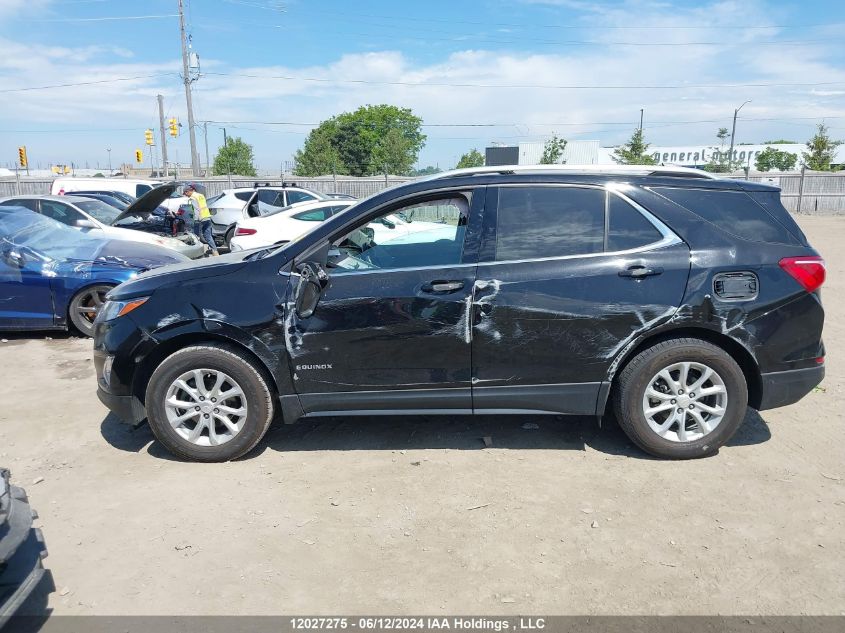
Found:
[728,100,751,173]
[639,108,644,132]
[203,121,210,176]
[158,94,169,178]
[178,0,200,177]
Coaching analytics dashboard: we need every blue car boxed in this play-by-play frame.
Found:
[0,207,188,336]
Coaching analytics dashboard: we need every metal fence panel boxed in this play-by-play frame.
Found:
[2,172,845,214]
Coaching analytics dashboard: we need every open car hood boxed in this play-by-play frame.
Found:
[111,183,178,224]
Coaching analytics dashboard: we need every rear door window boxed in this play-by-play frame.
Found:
[292,208,331,222]
[651,187,797,244]
[235,191,253,202]
[495,187,605,261]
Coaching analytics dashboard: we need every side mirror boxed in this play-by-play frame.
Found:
[294,262,329,319]
[76,218,97,229]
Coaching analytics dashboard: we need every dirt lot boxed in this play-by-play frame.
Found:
[1,216,843,616]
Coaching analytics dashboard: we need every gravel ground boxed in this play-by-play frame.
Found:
[0,215,842,616]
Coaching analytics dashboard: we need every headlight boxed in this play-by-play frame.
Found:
[96,296,149,322]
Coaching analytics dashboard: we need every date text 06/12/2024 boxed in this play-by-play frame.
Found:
[289,617,547,631]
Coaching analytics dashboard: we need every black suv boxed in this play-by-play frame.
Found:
[92,166,825,462]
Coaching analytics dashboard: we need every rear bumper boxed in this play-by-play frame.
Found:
[758,365,825,411]
[97,387,147,424]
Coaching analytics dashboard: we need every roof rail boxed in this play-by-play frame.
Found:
[425,164,718,181]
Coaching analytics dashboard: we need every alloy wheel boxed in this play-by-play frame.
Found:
[641,361,728,442]
[164,369,248,447]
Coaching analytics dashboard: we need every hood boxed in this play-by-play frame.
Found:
[54,238,188,274]
[112,183,178,224]
[108,248,256,300]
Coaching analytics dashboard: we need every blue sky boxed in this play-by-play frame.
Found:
[1,0,844,172]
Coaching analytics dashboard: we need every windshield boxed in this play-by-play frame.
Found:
[75,199,122,224]
[0,208,106,260]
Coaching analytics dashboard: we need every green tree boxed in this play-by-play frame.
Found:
[410,165,441,176]
[294,105,426,176]
[212,136,257,177]
[294,126,344,176]
[456,148,484,169]
[613,128,657,165]
[755,147,798,172]
[802,123,842,171]
[540,135,567,164]
[703,127,741,173]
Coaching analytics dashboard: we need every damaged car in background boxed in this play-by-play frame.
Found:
[0,183,205,259]
[0,468,51,629]
[0,207,187,336]
[93,165,825,462]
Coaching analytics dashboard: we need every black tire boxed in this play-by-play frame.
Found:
[612,338,748,459]
[145,344,275,462]
[224,226,235,250]
[68,284,113,337]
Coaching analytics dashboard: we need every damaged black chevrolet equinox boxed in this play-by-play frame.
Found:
[93,166,825,462]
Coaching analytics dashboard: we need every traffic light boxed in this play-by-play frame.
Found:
[135,149,143,163]
[144,129,154,145]
[17,146,27,168]
[168,118,179,137]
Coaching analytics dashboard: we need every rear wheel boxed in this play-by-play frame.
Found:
[68,284,112,337]
[145,344,275,462]
[613,338,748,459]
[224,226,235,250]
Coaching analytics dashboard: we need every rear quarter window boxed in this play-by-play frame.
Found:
[235,192,253,201]
[651,187,797,244]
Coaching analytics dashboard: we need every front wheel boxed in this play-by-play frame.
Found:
[68,284,113,337]
[145,344,275,462]
[613,338,748,459]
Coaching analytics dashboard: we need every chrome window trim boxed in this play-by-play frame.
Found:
[329,262,477,277]
[484,183,682,267]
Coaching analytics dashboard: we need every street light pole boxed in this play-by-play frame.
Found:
[106,148,112,174]
[728,100,751,172]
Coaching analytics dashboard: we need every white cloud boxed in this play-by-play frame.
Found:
[1,0,843,170]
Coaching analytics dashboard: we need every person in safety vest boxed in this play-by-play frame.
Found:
[184,183,219,256]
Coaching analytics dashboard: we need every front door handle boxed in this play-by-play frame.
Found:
[423,280,464,293]
[619,265,663,279]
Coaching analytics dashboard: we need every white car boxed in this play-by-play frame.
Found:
[229,200,354,251]
[0,187,205,259]
[229,198,454,253]
[208,185,327,248]
[52,176,191,215]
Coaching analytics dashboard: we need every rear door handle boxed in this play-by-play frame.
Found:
[423,280,464,292]
[619,265,663,279]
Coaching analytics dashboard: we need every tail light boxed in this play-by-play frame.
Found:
[779,256,826,293]
[235,227,257,236]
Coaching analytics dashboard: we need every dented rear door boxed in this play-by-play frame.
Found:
[471,184,690,415]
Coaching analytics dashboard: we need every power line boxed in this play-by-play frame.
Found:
[194,20,837,47]
[203,72,845,91]
[237,0,845,31]
[19,14,179,22]
[0,74,175,93]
